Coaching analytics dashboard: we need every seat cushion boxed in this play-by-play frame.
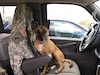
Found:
[46,60,80,75]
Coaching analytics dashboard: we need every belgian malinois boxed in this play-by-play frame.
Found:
[33,20,73,75]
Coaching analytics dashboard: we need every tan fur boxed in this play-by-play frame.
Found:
[33,21,73,75]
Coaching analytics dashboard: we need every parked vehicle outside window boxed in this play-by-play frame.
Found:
[49,20,87,38]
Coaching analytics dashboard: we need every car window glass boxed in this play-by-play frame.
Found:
[95,0,100,8]
[49,20,86,38]
[0,6,16,30]
[47,4,96,39]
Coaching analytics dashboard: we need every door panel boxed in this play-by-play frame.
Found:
[51,38,97,75]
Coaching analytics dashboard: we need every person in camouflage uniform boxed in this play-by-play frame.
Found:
[8,4,35,75]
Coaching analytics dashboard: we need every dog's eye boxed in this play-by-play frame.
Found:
[43,30,46,33]
[36,30,40,34]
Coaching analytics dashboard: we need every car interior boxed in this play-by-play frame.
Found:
[0,0,100,75]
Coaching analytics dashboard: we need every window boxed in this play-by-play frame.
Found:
[0,6,16,30]
[49,20,87,38]
[47,4,96,39]
[95,0,100,9]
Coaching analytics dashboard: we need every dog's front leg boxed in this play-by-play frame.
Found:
[54,54,64,74]
[55,60,64,74]
[40,64,48,75]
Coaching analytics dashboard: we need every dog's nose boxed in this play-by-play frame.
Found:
[38,34,44,41]
[40,37,44,41]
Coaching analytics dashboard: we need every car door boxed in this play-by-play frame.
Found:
[45,3,97,75]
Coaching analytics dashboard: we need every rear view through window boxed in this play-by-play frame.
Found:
[0,6,16,30]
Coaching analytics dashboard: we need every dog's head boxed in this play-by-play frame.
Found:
[32,20,50,44]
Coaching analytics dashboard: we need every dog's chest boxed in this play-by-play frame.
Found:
[37,44,43,54]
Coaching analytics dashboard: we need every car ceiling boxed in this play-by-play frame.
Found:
[0,0,97,6]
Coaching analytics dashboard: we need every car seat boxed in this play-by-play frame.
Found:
[0,4,80,75]
[0,33,52,75]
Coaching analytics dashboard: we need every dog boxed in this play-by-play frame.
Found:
[33,20,73,75]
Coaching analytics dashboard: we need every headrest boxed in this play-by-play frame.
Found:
[10,4,34,43]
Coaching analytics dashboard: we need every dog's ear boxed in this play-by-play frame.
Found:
[45,20,50,29]
[32,21,38,29]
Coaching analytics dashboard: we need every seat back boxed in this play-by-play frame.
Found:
[8,4,37,75]
[0,33,10,62]
[0,33,14,75]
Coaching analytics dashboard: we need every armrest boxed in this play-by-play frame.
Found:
[21,54,52,73]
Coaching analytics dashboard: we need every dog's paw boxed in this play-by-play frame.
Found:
[55,70,58,74]
[69,63,73,68]
[55,70,61,74]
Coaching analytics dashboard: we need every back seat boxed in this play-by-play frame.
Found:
[0,33,10,65]
[0,33,14,75]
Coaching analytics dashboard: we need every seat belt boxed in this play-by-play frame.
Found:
[26,22,39,57]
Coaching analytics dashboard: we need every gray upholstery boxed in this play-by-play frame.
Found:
[0,33,80,75]
[0,33,10,61]
[46,61,80,75]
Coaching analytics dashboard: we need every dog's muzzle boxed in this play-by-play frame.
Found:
[37,33,47,44]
